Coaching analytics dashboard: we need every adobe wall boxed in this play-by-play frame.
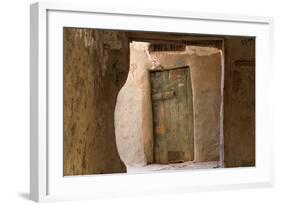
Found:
[63,28,129,175]
[223,37,255,167]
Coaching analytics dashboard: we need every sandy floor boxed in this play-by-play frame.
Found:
[127,161,221,174]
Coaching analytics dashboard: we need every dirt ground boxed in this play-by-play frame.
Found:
[127,161,220,174]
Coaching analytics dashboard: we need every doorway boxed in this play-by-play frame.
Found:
[115,38,224,171]
[150,66,194,164]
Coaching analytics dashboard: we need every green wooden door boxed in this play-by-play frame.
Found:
[150,67,194,164]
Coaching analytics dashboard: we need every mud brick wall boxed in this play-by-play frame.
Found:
[63,28,129,175]
[188,52,222,162]
[223,37,255,167]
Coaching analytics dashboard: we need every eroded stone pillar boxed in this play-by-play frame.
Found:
[115,42,154,167]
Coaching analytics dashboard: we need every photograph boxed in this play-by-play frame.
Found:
[63,28,255,176]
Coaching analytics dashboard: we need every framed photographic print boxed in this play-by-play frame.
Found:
[30,1,274,202]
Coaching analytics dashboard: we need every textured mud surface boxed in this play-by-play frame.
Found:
[127,161,220,173]
[63,28,129,175]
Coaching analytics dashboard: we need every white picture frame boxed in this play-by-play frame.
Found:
[30,1,274,202]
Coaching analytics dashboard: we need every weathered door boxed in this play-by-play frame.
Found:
[150,67,194,164]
